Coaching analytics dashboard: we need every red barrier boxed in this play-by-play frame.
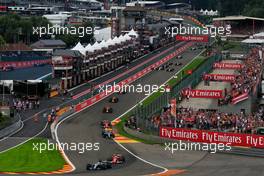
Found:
[160,127,264,148]
[75,42,194,112]
[182,89,223,98]
[213,62,243,69]
[0,59,51,69]
[176,35,209,42]
[204,74,236,82]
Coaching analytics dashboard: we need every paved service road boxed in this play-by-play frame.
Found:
[57,46,203,175]
[0,65,52,80]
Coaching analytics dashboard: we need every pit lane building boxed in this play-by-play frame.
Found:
[52,29,142,89]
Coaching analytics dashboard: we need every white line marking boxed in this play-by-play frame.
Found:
[36,72,52,80]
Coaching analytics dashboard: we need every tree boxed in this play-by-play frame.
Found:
[0,35,6,47]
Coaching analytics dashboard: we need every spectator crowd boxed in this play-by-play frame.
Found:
[219,49,263,105]
[150,105,264,134]
[13,98,40,112]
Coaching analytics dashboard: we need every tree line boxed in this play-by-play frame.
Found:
[0,14,94,47]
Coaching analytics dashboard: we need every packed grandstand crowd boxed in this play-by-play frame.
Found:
[216,48,262,105]
[150,106,264,134]
[146,48,264,134]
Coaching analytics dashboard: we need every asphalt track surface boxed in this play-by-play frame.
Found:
[57,47,204,175]
[0,42,185,152]
[0,65,52,80]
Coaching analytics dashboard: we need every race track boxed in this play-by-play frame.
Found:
[57,47,203,175]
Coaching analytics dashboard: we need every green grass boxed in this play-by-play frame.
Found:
[115,118,159,145]
[0,138,66,172]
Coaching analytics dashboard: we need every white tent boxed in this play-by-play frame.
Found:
[72,42,86,55]
[124,33,132,41]
[92,41,102,50]
[100,40,108,48]
[94,27,111,42]
[112,36,120,44]
[72,42,85,51]
[128,28,138,38]
[242,38,264,44]
[106,38,114,46]
[253,32,264,38]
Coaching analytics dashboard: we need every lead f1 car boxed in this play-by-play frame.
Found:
[86,161,112,170]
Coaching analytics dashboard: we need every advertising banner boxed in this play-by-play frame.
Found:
[213,62,243,69]
[160,127,264,148]
[182,89,223,98]
[204,74,236,82]
[176,35,209,42]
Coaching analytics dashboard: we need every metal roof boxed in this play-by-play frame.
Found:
[213,16,264,21]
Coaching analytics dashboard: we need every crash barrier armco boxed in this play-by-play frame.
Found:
[132,54,222,133]
[0,115,23,139]
[74,42,194,112]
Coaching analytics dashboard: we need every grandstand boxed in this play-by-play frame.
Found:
[213,16,264,40]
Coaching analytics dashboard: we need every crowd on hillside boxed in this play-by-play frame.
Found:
[150,106,264,134]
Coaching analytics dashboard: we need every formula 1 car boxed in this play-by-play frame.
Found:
[100,120,112,128]
[109,96,119,103]
[107,154,125,164]
[166,68,175,72]
[86,161,112,170]
[156,66,165,70]
[175,62,182,66]
[102,106,113,113]
[177,55,183,59]
[102,128,115,139]
[118,89,127,94]
[165,64,170,69]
